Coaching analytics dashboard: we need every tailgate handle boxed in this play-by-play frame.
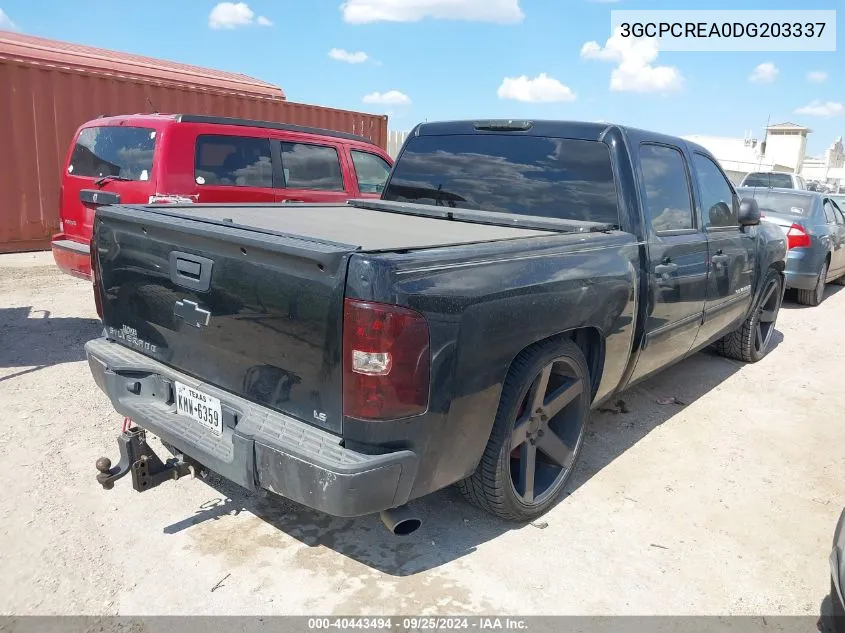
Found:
[169,251,213,292]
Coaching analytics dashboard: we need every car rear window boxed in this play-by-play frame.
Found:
[740,190,813,216]
[68,126,156,181]
[742,172,794,188]
[382,134,620,225]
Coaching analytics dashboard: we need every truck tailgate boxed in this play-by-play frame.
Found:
[93,203,553,434]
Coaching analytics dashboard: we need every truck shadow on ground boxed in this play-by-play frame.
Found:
[164,335,781,576]
[0,306,101,382]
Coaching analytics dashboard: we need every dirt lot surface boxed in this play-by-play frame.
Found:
[1,251,843,616]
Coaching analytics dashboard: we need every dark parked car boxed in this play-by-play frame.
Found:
[87,120,787,533]
[52,114,393,280]
[738,187,845,306]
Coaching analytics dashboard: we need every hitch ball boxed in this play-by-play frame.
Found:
[96,457,112,474]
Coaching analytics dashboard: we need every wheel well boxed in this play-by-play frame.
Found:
[507,328,605,402]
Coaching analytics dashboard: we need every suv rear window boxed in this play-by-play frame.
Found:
[68,126,156,181]
[382,135,619,224]
[742,172,794,188]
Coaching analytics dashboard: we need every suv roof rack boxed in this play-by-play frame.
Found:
[174,114,375,145]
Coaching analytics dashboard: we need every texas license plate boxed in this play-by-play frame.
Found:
[174,381,222,437]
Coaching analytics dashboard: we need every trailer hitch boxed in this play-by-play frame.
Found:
[95,427,194,492]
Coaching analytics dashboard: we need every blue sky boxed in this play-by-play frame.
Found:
[1,0,843,154]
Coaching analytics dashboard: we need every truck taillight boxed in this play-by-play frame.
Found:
[342,299,430,420]
[90,236,103,320]
[786,223,811,250]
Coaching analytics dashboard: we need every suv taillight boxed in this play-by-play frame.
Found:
[342,299,430,420]
[90,235,103,320]
[786,223,811,249]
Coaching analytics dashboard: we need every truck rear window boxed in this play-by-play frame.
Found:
[742,172,793,188]
[383,135,619,225]
[68,126,156,181]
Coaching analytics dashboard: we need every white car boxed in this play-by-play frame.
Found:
[740,171,808,190]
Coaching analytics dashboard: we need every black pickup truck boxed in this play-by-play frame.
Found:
[87,120,787,533]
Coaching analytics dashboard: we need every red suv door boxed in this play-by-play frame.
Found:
[272,137,353,204]
[192,133,277,203]
[347,147,393,198]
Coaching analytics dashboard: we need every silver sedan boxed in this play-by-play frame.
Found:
[737,187,845,305]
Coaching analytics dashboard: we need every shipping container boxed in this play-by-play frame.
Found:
[0,31,388,252]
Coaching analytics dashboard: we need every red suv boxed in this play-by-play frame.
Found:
[51,114,394,279]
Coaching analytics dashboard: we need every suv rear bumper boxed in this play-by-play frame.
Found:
[51,235,91,280]
[85,337,418,517]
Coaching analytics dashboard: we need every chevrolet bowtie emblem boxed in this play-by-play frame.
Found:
[173,299,211,328]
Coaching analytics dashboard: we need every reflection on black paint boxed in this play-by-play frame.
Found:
[243,365,302,409]
[383,135,619,224]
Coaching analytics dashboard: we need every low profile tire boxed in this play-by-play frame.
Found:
[457,339,590,522]
[797,260,828,306]
[714,269,783,363]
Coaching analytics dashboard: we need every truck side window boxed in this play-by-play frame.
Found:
[280,143,344,191]
[639,144,694,232]
[351,150,391,194]
[693,153,738,228]
[194,135,272,187]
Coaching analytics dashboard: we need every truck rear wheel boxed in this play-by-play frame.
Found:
[457,339,590,522]
[713,269,782,363]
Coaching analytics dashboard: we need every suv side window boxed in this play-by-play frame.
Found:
[195,135,273,187]
[280,143,344,191]
[639,144,694,232]
[692,153,739,228]
[351,150,391,194]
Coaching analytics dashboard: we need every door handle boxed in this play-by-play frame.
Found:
[282,199,304,204]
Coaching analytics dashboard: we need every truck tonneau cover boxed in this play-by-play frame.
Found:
[118,203,555,252]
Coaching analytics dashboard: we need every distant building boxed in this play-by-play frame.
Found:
[801,137,845,190]
[682,131,789,185]
[684,122,843,190]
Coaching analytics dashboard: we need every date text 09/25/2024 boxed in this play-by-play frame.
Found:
[307,618,528,631]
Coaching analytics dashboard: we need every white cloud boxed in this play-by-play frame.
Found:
[749,62,778,83]
[362,90,412,105]
[807,70,828,84]
[329,48,369,64]
[341,0,523,24]
[794,100,843,117]
[0,8,19,30]
[580,28,683,93]
[497,73,576,103]
[208,3,272,29]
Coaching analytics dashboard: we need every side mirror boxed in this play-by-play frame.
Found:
[738,197,761,226]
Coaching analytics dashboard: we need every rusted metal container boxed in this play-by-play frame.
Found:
[0,31,388,252]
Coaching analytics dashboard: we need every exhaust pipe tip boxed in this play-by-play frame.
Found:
[380,505,422,536]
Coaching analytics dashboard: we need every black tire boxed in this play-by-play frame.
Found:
[832,273,845,286]
[797,260,828,306]
[714,269,783,363]
[457,339,591,522]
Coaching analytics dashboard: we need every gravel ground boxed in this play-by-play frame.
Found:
[1,251,843,616]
